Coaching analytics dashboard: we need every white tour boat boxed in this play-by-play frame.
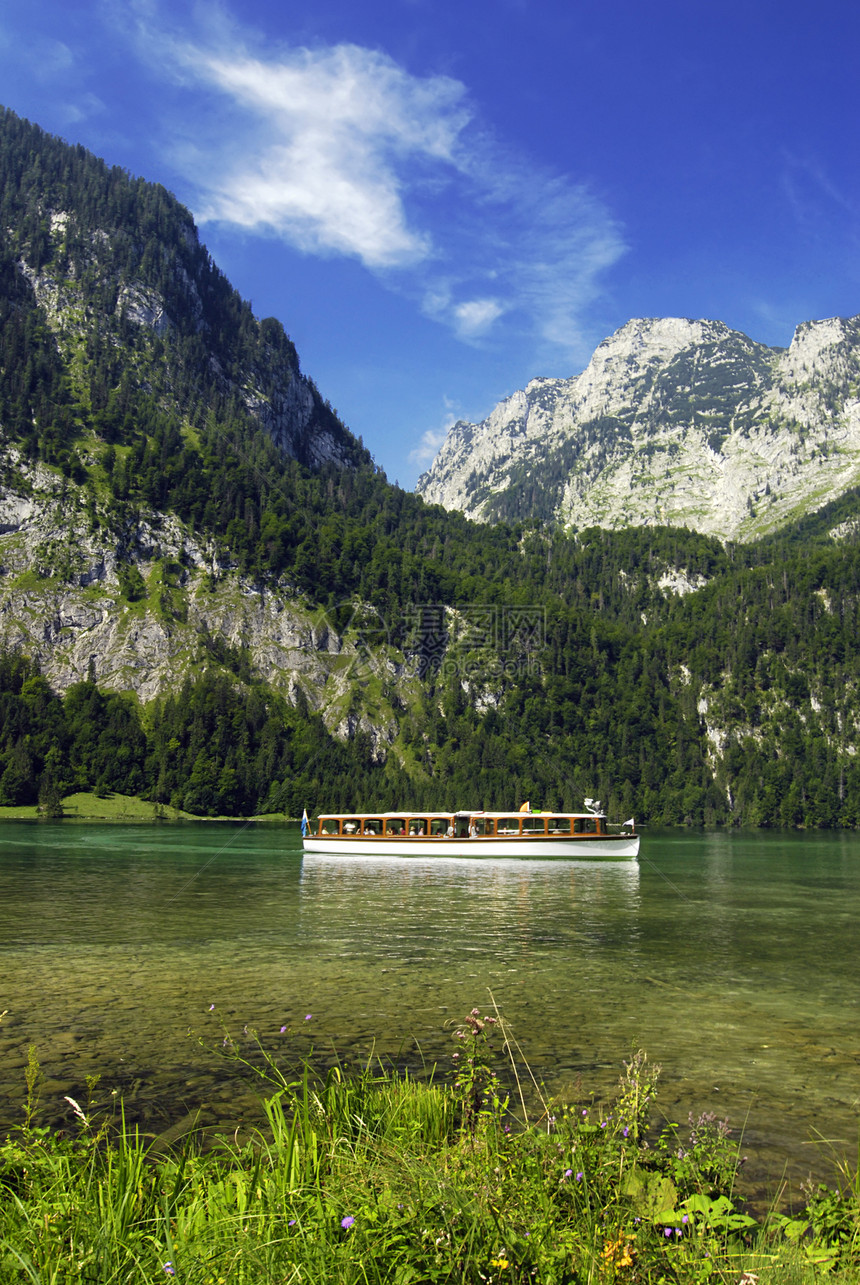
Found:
[301,805,639,860]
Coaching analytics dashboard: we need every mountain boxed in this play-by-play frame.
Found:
[416,315,860,540]
[7,106,860,831]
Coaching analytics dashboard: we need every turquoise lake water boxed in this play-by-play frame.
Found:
[1,821,858,1195]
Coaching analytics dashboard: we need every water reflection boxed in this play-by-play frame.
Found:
[1,822,858,1193]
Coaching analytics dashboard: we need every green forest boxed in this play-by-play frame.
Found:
[3,106,860,827]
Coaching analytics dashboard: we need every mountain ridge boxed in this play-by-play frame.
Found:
[416,313,860,540]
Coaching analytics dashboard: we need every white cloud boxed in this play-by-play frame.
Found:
[409,425,450,468]
[131,4,626,359]
[152,27,468,268]
[452,298,506,338]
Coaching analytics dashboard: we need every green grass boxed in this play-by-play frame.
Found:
[0,792,291,822]
[3,1015,860,1282]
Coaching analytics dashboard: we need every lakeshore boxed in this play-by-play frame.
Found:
[1,821,859,1205]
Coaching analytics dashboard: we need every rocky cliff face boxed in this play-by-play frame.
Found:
[416,315,860,540]
[16,224,358,473]
[0,451,404,758]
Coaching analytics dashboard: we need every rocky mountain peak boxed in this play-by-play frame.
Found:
[416,312,860,541]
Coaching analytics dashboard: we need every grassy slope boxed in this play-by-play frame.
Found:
[0,792,291,822]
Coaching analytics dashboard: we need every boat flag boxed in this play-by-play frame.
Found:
[301,808,309,837]
[622,817,635,828]
[519,801,530,812]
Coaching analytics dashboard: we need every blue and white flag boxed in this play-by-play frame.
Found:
[301,808,309,838]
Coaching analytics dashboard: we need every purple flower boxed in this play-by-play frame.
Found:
[576,1172,583,1181]
[280,1025,288,1033]
[288,1220,296,1227]
[208,1004,215,1011]
[664,1228,673,1238]
[563,1168,573,1178]
[622,1126,629,1137]
[341,1215,355,1230]
[162,1264,175,1277]
[581,1108,588,1116]
[682,1215,689,1224]
[305,1014,312,1021]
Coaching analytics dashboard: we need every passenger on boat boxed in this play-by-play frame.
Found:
[446,822,455,838]
[468,821,477,838]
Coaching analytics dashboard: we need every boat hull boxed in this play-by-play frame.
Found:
[302,834,639,860]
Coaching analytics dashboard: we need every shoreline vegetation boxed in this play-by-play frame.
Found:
[0,791,292,823]
[3,1011,859,1283]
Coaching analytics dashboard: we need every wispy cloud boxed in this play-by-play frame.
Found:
[409,401,460,469]
[129,3,625,357]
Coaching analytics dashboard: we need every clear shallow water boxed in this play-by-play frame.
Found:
[1,822,859,1194]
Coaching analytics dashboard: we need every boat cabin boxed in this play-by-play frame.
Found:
[313,811,606,838]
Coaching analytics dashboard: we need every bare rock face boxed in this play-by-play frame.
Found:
[416,314,860,540]
[0,457,399,758]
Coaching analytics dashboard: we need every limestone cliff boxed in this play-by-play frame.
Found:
[416,315,860,540]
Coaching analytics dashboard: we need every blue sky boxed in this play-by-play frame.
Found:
[1,0,858,486]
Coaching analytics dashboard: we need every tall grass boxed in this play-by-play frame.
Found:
[2,1011,860,1283]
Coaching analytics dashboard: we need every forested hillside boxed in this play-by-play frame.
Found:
[3,106,860,828]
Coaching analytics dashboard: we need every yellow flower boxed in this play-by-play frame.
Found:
[490,1258,509,1269]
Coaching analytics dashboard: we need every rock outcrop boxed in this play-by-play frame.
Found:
[416,315,860,541]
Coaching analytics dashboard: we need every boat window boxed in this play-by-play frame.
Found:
[548,817,571,834]
[496,817,521,835]
[319,819,337,835]
[342,817,361,834]
[522,816,547,834]
[363,818,383,835]
[429,818,449,836]
[471,818,492,836]
[574,818,596,834]
[407,818,427,835]
[385,818,407,836]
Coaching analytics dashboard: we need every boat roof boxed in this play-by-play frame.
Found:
[316,809,606,819]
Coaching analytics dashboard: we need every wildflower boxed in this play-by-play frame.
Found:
[490,1259,510,1270]
[341,1215,355,1230]
[563,1168,573,1179]
[576,1172,583,1181]
[664,1228,673,1237]
[622,1126,629,1137]
[288,1220,296,1227]
[305,1014,312,1021]
[208,1004,215,1011]
[280,1025,287,1033]
[162,1264,175,1277]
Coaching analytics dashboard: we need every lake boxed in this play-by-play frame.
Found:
[1,822,858,1196]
